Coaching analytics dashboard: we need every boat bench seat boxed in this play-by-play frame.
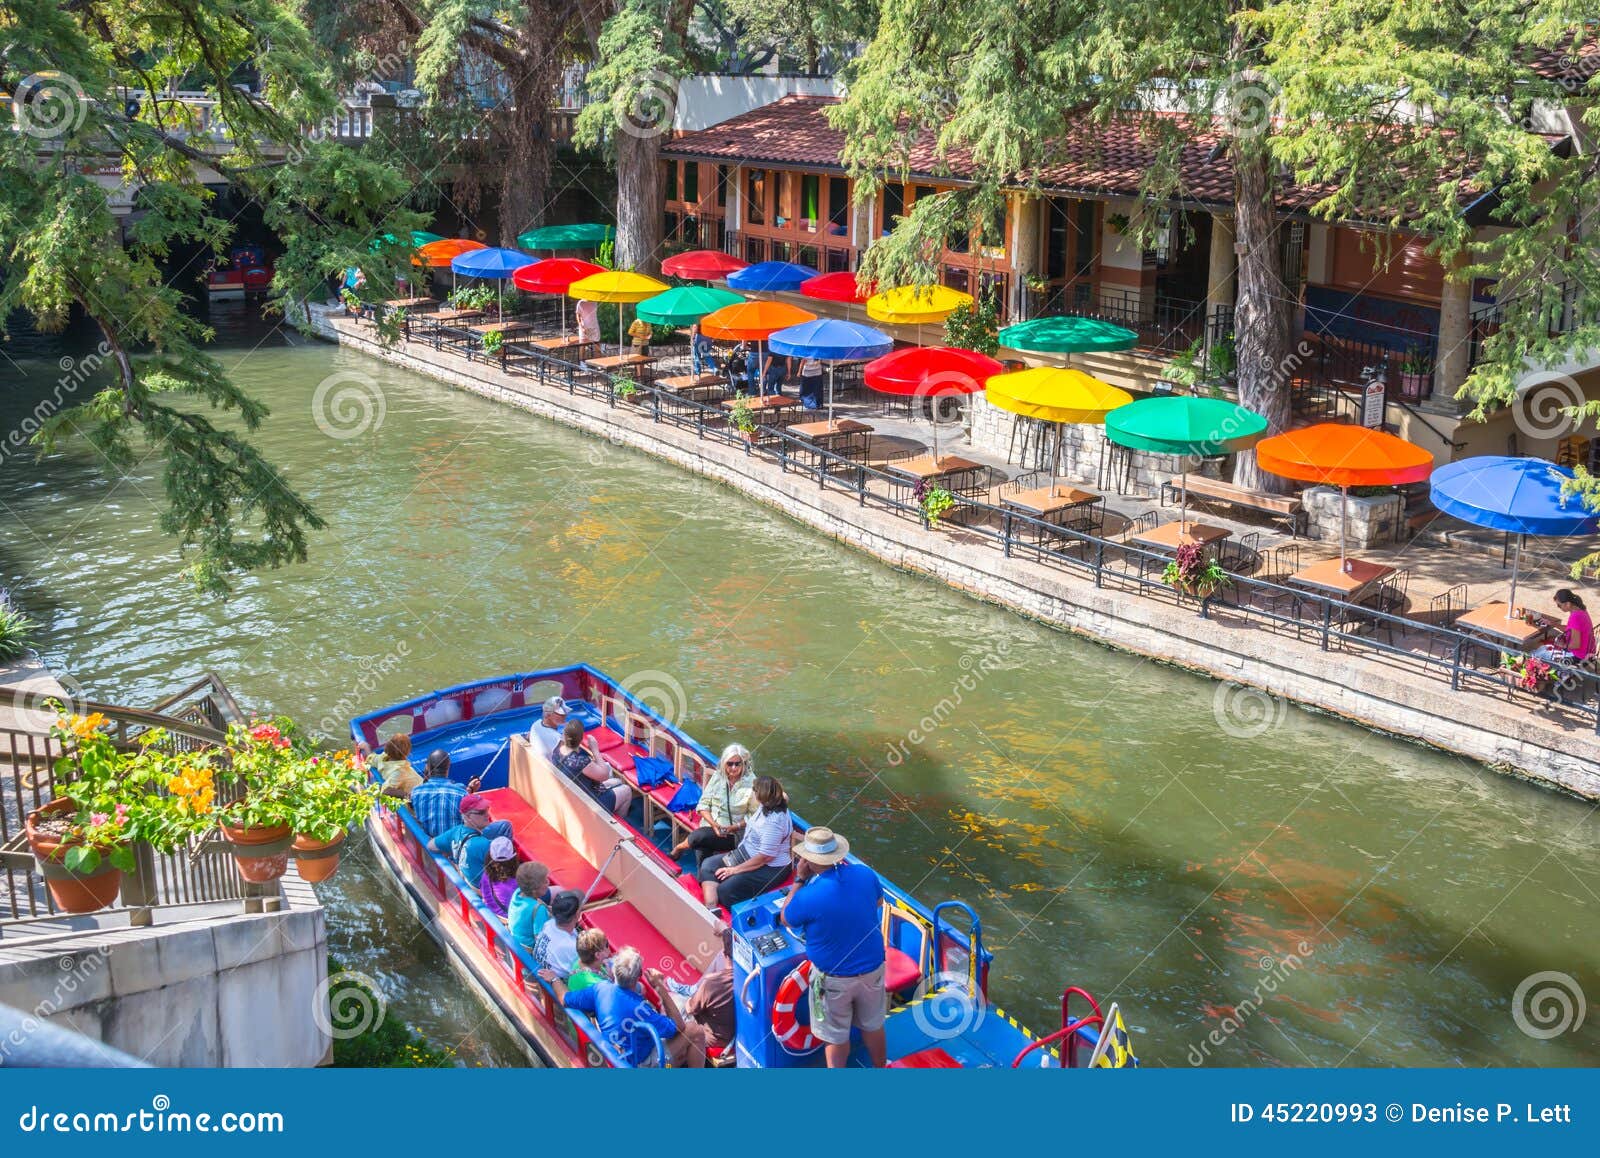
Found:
[480,788,618,903]
[582,901,702,985]
[885,946,923,993]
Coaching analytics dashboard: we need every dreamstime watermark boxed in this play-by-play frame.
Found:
[0,945,114,1063]
[0,343,112,468]
[16,1095,283,1134]
[1511,971,1586,1040]
[11,72,88,139]
[313,969,387,1040]
[910,970,988,1041]
[1511,372,1584,441]
[312,370,387,440]
[317,640,413,740]
[1212,681,1289,739]
[9,671,89,735]
[612,69,679,139]
[1186,942,1315,1066]
[884,639,1013,767]
[1219,69,1282,141]
[618,669,688,726]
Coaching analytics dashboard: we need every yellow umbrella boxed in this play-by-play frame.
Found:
[985,367,1133,490]
[866,284,975,325]
[569,271,671,352]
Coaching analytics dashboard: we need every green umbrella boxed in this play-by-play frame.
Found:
[1104,396,1268,528]
[636,286,743,326]
[370,230,443,251]
[999,315,1138,357]
[517,223,615,250]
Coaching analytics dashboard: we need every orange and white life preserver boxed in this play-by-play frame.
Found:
[771,960,820,1053]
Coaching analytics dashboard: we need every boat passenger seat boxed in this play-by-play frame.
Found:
[884,945,923,994]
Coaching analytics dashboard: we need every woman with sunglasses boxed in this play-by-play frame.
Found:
[670,743,757,868]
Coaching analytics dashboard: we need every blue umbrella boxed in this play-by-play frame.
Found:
[769,319,893,421]
[1430,455,1599,614]
[727,261,820,293]
[450,247,537,318]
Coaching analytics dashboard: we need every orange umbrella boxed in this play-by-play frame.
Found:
[416,238,486,268]
[1256,422,1433,566]
[699,300,816,341]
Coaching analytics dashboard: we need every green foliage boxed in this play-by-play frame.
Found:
[729,392,758,433]
[0,600,39,661]
[482,330,504,356]
[448,286,496,311]
[920,485,956,527]
[326,963,456,1068]
[573,2,687,155]
[613,374,639,399]
[943,286,1000,356]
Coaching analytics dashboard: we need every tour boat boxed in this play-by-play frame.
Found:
[352,663,1138,1069]
[206,244,274,299]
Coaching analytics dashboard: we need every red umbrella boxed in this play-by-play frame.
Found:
[863,345,1002,457]
[512,259,604,337]
[800,271,874,304]
[661,250,748,280]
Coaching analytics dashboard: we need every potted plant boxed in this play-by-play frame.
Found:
[481,329,504,359]
[1500,653,1553,696]
[26,712,139,913]
[1161,542,1232,600]
[1399,346,1431,400]
[1106,212,1131,236]
[285,750,379,883]
[614,375,643,406]
[914,480,957,527]
[340,288,362,317]
[729,392,758,442]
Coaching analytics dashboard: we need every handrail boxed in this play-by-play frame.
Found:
[147,669,247,728]
[1011,1014,1102,1068]
[79,700,228,748]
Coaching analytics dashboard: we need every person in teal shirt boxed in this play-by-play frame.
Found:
[506,861,551,949]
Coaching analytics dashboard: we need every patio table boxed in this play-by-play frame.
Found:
[1128,520,1232,554]
[1454,602,1549,650]
[1287,557,1394,602]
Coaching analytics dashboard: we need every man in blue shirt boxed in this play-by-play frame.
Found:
[780,826,887,1067]
[409,749,481,839]
[562,947,704,1067]
[428,793,511,888]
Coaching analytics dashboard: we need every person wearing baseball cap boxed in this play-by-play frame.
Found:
[479,835,520,919]
[534,889,585,980]
[427,792,511,889]
[528,696,568,758]
[779,827,887,1067]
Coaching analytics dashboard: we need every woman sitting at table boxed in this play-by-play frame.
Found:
[1533,589,1595,664]
[669,743,757,868]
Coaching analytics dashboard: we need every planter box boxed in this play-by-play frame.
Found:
[1302,485,1402,549]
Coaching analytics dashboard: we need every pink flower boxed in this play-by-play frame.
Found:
[91,813,108,826]
[114,803,129,822]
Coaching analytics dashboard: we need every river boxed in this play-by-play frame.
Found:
[2,306,1594,1067]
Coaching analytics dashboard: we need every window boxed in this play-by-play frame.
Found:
[716,165,729,208]
[664,211,680,242]
[979,203,1007,259]
[912,185,938,206]
[797,245,819,269]
[775,171,793,227]
[828,177,851,237]
[1046,198,1070,281]
[683,215,699,246]
[746,170,766,225]
[683,162,699,204]
[744,236,766,263]
[664,161,677,202]
[1072,201,1098,279]
[771,240,792,262]
[801,174,820,232]
[882,183,905,235]
[944,266,970,293]
[826,247,851,273]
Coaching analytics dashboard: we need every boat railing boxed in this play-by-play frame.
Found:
[401,328,1600,737]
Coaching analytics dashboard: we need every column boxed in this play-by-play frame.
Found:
[1205,212,1237,337]
[1433,274,1472,406]
[850,184,875,259]
[1009,194,1041,320]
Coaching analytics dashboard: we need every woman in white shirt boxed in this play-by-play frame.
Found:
[698,776,794,908]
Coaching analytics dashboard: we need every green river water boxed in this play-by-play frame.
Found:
[2,311,1595,1067]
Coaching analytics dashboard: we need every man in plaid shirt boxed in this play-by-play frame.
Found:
[410,750,480,838]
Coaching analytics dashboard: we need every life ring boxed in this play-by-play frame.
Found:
[771,960,820,1054]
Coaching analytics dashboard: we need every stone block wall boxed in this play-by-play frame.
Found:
[1302,485,1403,549]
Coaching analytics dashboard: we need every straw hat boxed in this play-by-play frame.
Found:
[796,827,850,865]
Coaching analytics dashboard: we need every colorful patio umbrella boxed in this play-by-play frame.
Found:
[984,367,1134,491]
[863,345,1001,458]
[518,223,614,251]
[1430,456,1597,616]
[417,237,485,269]
[1105,396,1269,531]
[511,258,603,338]
[999,316,1138,359]
[866,284,975,325]
[727,261,820,293]
[450,247,537,319]
[660,250,748,280]
[568,270,670,351]
[1255,422,1433,566]
[698,300,816,342]
[800,271,874,305]
[371,229,443,251]
[768,319,894,422]
[635,286,744,326]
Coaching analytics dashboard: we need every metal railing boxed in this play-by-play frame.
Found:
[1,682,251,925]
[370,313,1600,740]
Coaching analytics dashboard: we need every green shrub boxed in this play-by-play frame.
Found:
[0,599,39,661]
[325,965,455,1068]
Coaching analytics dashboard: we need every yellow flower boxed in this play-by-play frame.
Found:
[62,712,109,741]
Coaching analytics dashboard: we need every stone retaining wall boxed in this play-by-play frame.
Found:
[310,307,1600,801]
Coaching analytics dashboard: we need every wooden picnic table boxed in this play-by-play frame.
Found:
[886,453,983,483]
[1128,520,1232,553]
[586,352,658,372]
[383,296,436,309]
[788,418,873,441]
[1454,602,1549,649]
[1287,557,1395,601]
[656,372,726,392]
[467,320,534,336]
[1002,485,1098,520]
[422,307,485,325]
[530,334,596,353]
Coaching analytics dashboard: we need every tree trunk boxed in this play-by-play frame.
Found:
[1228,141,1294,492]
[614,129,664,272]
[495,21,566,246]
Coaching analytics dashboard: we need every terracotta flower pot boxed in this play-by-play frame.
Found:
[219,821,294,883]
[25,799,125,914]
[292,831,347,883]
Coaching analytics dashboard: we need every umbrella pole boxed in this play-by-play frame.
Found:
[618,303,624,356]
[1053,423,1065,494]
[561,297,567,339]
[827,366,835,424]
[1508,534,1524,618]
[1180,466,1189,530]
[1340,486,1350,571]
